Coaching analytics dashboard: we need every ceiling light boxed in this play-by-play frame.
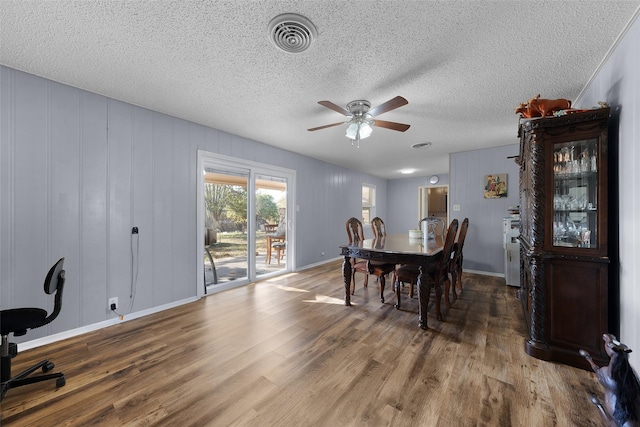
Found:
[400,169,416,174]
[345,119,373,147]
[344,100,374,147]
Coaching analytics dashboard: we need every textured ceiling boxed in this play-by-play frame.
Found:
[1,1,639,179]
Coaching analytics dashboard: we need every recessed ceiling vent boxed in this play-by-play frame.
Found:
[268,13,317,53]
[412,142,432,149]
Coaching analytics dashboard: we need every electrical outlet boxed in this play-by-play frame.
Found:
[108,297,118,310]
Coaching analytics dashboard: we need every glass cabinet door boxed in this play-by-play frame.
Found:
[552,138,598,248]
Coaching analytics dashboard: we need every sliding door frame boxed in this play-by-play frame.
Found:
[196,150,296,298]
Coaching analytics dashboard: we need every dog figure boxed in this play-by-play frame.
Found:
[580,334,640,426]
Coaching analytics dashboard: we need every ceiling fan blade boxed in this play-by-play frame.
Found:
[318,100,351,116]
[307,122,345,131]
[372,119,410,132]
[368,96,408,117]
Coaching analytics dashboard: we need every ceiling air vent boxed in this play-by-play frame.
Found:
[268,13,317,53]
[412,142,432,149]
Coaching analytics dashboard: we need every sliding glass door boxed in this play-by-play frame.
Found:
[255,174,288,277]
[203,168,250,286]
[197,151,295,296]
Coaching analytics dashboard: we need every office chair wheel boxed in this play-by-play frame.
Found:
[42,361,55,372]
[56,376,66,388]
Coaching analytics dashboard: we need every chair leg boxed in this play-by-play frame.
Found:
[378,274,385,304]
[444,274,452,308]
[457,265,463,291]
[450,270,458,302]
[394,275,402,309]
[1,356,65,401]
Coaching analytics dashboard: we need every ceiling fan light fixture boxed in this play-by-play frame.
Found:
[359,121,373,139]
[345,122,359,140]
[345,120,373,141]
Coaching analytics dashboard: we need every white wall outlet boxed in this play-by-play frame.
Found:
[108,297,118,310]
[453,204,461,211]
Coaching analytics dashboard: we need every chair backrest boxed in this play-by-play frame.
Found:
[370,217,386,238]
[438,220,459,270]
[346,217,365,243]
[42,257,65,327]
[419,216,446,239]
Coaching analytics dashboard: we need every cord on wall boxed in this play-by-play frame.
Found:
[111,226,140,319]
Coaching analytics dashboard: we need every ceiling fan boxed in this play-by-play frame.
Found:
[308,96,410,146]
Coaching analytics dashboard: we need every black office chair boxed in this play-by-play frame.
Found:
[1,258,66,400]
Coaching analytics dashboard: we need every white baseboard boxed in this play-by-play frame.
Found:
[18,296,199,352]
[295,256,342,271]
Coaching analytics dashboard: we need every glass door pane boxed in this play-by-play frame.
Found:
[203,168,249,289]
[552,139,598,248]
[255,174,287,276]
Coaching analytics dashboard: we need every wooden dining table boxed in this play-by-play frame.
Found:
[339,233,445,329]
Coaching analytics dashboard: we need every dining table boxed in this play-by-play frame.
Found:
[339,233,445,329]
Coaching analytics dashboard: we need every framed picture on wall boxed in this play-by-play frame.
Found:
[484,173,507,198]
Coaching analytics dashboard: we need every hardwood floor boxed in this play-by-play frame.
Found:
[1,261,604,426]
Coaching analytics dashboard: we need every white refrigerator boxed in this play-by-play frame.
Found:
[502,217,520,287]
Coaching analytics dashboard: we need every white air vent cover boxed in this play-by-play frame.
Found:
[268,13,317,54]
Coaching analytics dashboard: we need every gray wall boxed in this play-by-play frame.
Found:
[449,145,520,274]
[575,13,639,362]
[387,143,521,277]
[0,66,386,342]
[387,174,450,234]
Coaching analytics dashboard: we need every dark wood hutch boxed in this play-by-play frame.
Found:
[517,107,616,370]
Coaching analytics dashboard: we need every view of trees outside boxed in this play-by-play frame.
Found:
[256,193,279,226]
[204,183,280,233]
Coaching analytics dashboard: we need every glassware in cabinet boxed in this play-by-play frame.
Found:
[552,138,598,248]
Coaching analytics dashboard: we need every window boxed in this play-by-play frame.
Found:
[362,184,376,225]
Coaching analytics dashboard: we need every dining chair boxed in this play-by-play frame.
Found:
[449,218,469,298]
[419,216,446,240]
[266,216,286,264]
[393,219,459,318]
[370,216,386,238]
[345,217,396,303]
[393,215,447,299]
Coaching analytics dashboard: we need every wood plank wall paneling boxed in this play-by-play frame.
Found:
[1,262,605,426]
[1,66,389,344]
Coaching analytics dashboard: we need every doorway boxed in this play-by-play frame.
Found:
[418,185,449,224]
[197,151,296,297]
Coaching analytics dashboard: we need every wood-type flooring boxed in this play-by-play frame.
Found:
[1,261,605,426]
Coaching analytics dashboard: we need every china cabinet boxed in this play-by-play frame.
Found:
[517,107,616,369]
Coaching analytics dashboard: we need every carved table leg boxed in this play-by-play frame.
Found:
[394,275,401,309]
[417,266,429,329]
[342,256,352,306]
[378,273,385,304]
